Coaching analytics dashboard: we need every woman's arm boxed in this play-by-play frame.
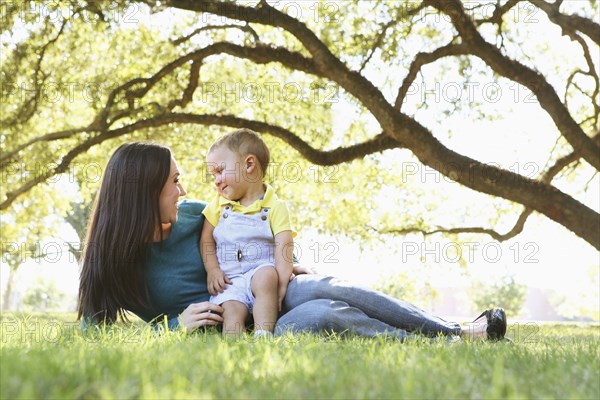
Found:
[200,220,231,295]
[291,264,317,277]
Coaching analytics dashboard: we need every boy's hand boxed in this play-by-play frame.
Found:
[207,269,232,296]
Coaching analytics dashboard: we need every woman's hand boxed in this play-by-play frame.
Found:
[207,268,232,295]
[178,302,224,332]
[290,264,317,280]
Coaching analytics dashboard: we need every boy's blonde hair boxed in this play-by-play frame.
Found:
[209,128,270,174]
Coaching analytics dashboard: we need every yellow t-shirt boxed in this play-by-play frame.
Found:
[202,183,296,237]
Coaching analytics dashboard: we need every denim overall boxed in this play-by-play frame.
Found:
[209,205,275,311]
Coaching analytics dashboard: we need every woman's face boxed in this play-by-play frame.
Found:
[159,157,187,224]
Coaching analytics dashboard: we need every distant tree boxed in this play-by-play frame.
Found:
[548,264,600,321]
[373,273,420,305]
[22,277,67,311]
[373,272,439,310]
[472,274,527,317]
[0,185,67,310]
[63,197,92,263]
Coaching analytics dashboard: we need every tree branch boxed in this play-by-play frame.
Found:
[0,127,97,164]
[0,113,401,210]
[376,133,600,243]
[477,0,523,26]
[557,28,599,130]
[171,23,260,45]
[359,19,396,73]
[395,41,469,109]
[167,60,201,110]
[162,0,600,248]
[357,2,429,74]
[1,18,67,127]
[6,1,599,248]
[165,0,397,122]
[531,0,600,46]
[2,40,322,167]
[373,222,531,242]
[170,0,600,175]
[430,0,600,171]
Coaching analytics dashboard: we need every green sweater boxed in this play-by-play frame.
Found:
[134,200,209,329]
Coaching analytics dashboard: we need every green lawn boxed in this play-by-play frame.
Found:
[1,313,598,399]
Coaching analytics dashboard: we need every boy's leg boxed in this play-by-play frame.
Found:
[251,266,279,333]
[221,300,248,338]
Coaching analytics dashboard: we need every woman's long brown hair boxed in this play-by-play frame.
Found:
[77,142,172,323]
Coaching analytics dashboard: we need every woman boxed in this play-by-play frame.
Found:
[78,142,507,341]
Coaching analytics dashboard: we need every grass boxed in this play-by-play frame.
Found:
[1,313,599,399]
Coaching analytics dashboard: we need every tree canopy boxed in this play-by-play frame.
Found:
[1,0,599,251]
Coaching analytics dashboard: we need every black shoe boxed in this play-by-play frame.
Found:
[473,308,507,341]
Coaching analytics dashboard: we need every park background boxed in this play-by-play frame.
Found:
[1,0,599,323]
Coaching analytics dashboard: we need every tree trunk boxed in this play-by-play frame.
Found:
[1,268,16,311]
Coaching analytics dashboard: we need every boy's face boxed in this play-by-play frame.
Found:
[206,146,246,201]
